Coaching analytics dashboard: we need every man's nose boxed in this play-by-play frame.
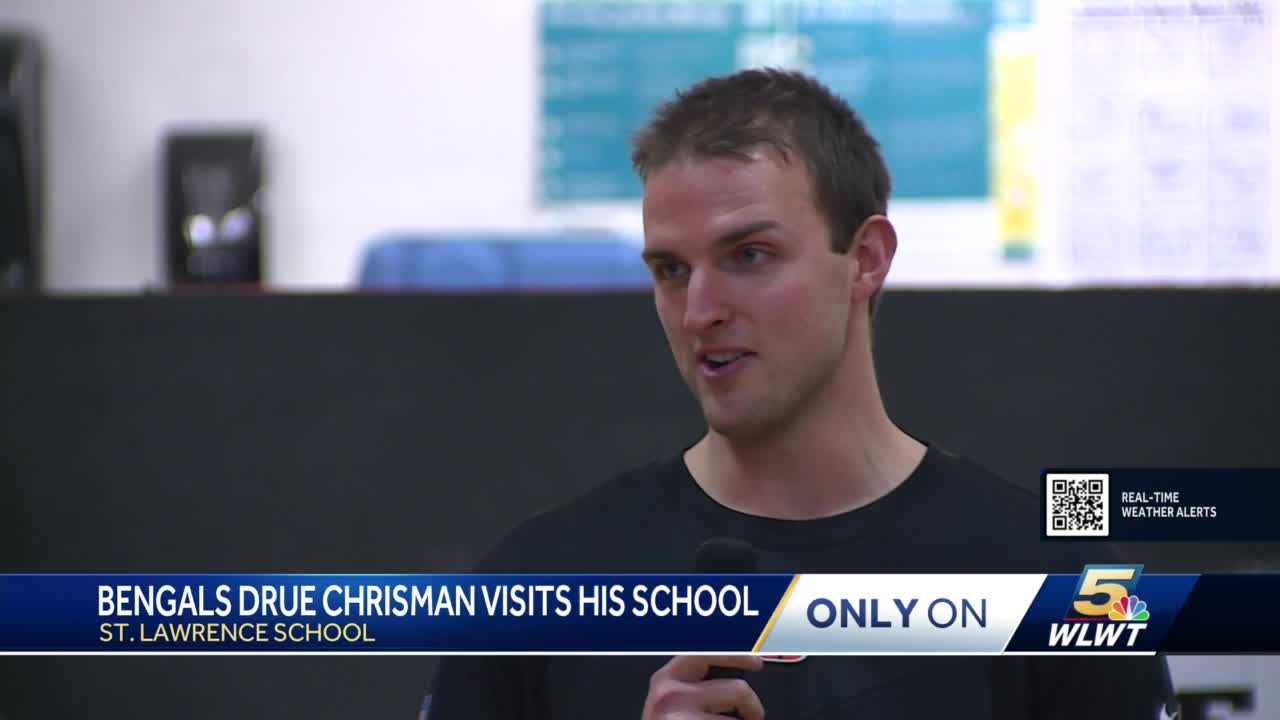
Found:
[683,268,730,333]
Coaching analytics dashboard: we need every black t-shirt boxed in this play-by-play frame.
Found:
[429,444,1176,719]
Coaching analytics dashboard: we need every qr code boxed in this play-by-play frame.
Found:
[1045,473,1109,537]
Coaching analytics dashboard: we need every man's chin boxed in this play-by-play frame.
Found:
[702,406,779,443]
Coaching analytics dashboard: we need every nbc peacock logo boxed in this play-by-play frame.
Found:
[1108,594,1150,622]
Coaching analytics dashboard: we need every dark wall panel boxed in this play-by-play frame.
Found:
[1,289,1277,719]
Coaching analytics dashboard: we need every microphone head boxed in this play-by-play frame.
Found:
[694,538,759,574]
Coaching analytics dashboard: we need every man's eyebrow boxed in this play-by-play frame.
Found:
[641,220,782,263]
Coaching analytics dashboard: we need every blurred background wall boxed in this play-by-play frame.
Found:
[6,0,1273,292]
[3,0,539,290]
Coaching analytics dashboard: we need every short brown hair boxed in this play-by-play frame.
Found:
[631,68,892,256]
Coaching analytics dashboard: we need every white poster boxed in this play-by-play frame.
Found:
[1064,0,1274,285]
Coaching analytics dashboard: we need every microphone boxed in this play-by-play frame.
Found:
[694,537,759,575]
[694,538,759,718]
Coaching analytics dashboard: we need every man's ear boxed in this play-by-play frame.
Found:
[848,215,897,306]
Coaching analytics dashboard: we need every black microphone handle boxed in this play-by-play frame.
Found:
[695,539,759,719]
[704,663,745,718]
[703,649,748,719]
[703,664,746,683]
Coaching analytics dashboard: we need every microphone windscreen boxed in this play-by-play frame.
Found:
[694,538,759,574]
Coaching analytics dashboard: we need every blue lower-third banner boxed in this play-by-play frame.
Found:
[0,570,1275,654]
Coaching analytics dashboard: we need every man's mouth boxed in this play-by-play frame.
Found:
[698,350,754,374]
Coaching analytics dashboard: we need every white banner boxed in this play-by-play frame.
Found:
[755,574,1047,654]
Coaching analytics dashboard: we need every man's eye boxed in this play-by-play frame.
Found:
[655,262,688,280]
[736,246,767,264]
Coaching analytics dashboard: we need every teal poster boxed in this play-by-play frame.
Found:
[539,1,1009,205]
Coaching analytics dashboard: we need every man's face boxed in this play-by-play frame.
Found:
[642,151,857,441]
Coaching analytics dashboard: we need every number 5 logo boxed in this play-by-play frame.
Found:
[1067,564,1143,619]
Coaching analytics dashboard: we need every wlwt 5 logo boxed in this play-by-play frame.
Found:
[1048,565,1150,649]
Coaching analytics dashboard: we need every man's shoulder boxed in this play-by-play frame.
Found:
[914,445,1040,532]
[473,455,679,573]
[926,446,1039,512]
[920,447,1124,572]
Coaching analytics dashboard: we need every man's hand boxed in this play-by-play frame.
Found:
[641,655,765,719]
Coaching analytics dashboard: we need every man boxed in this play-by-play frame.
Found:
[429,69,1175,718]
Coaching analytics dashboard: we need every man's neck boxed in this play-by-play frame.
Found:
[685,374,926,521]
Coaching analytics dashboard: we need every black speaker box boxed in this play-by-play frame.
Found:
[164,130,265,286]
[0,31,43,292]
